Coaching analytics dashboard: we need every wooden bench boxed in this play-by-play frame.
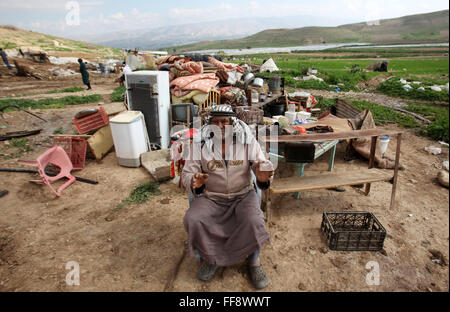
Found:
[262,129,403,225]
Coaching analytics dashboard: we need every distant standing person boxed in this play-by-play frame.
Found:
[119,62,132,86]
[78,58,92,90]
[0,48,12,70]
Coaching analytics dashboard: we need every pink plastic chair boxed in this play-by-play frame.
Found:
[18,145,76,197]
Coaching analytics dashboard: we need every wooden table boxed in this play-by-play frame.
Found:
[262,129,403,225]
[250,94,282,109]
[268,139,339,199]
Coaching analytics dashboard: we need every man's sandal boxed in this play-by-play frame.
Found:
[248,265,270,289]
[197,261,218,281]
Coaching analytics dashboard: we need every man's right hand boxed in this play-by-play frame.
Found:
[192,173,209,189]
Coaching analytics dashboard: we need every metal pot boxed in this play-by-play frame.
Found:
[251,77,264,87]
[269,103,286,116]
[243,73,255,82]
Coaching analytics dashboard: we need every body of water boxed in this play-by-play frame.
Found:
[187,42,449,56]
[188,43,370,56]
[342,43,449,49]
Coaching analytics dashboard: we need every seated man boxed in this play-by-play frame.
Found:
[182,104,274,289]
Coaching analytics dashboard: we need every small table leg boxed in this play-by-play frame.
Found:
[328,144,336,172]
[295,164,305,199]
[390,133,402,209]
[365,136,377,195]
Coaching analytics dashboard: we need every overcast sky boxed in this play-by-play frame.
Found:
[0,0,448,38]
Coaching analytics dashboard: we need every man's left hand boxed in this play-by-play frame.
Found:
[255,161,274,183]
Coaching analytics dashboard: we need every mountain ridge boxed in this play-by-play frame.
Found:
[169,9,449,52]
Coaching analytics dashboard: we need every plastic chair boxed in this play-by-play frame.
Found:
[18,146,76,197]
[200,89,220,112]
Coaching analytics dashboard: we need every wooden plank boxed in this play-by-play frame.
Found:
[390,133,402,209]
[270,169,393,194]
[393,107,431,124]
[263,129,402,143]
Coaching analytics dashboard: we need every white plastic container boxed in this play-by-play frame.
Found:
[110,110,149,167]
[251,90,259,103]
[379,135,390,156]
[284,111,297,124]
[297,111,311,121]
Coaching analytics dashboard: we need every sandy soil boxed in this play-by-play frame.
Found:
[0,69,448,292]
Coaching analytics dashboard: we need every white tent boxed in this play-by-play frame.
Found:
[259,58,279,73]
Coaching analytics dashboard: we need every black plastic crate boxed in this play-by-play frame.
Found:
[321,212,386,251]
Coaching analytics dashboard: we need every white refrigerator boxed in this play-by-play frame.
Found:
[125,70,171,150]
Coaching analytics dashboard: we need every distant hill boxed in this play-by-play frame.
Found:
[0,25,121,59]
[82,15,352,50]
[171,9,449,52]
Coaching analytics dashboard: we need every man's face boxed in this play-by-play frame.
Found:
[210,116,232,141]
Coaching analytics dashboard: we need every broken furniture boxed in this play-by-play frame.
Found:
[51,135,88,170]
[200,89,220,112]
[110,111,149,167]
[262,129,403,225]
[18,145,76,197]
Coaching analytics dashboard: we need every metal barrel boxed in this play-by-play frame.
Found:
[268,75,281,94]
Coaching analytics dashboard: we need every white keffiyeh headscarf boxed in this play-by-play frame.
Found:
[200,104,255,152]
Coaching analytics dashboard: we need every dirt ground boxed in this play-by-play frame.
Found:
[0,66,448,292]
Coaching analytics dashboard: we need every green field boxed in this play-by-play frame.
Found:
[234,55,449,81]
[0,94,102,111]
[236,51,449,141]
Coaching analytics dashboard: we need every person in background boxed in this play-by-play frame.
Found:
[78,58,91,90]
[182,104,274,289]
[119,61,132,86]
[0,48,12,70]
